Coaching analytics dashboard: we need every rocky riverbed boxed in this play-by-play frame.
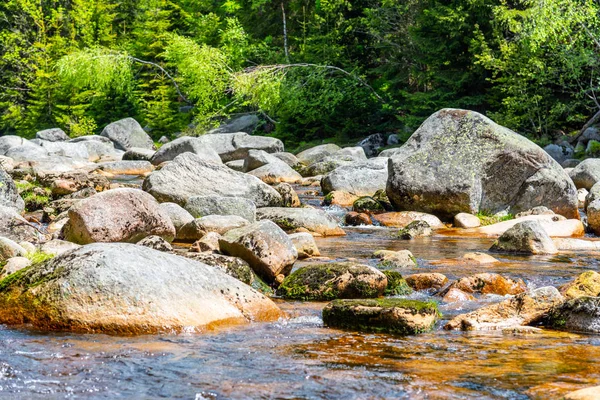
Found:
[1,110,600,398]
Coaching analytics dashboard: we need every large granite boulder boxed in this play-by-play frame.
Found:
[36,128,69,142]
[185,196,256,222]
[386,109,578,219]
[100,118,154,150]
[208,114,259,134]
[142,153,282,207]
[0,243,283,334]
[296,144,341,165]
[490,220,558,255]
[256,207,345,236]
[196,133,283,162]
[62,188,175,244]
[321,157,389,196]
[150,136,222,165]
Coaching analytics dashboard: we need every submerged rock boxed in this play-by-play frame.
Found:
[0,243,283,334]
[323,298,440,335]
[490,220,557,254]
[446,273,526,296]
[277,262,387,300]
[256,207,345,236]
[398,221,432,239]
[442,288,475,303]
[386,109,578,219]
[372,211,444,229]
[344,212,371,226]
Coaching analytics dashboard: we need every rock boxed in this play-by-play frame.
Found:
[184,253,253,285]
[446,273,526,296]
[559,271,600,299]
[553,238,600,251]
[564,386,600,400]
[289,232,320,259]
[357,133,386,157]
[158,202,194,235]
[460,252,499,264]
[256,207,345,236]
[0,237,26,261]
[546,296,600,334]
[36,128,69,142]
[98,160,154,175]
[136,235,173,252]
[100,118,153,151]
[381,270,413,295]
[185,196,256,222]
[464,214,584,238]
[225,159,245,171]
[386,109,578,219]
[272,183,301,208]
[0,155,14,172]
[0,169,24,211]
[490,220,558,254]
[405,273,448,291]
[372,211,444,229]
[0,206,40,242]
[562,159,581,168]
[75,139,119,162]
[444,286,563,331]
[158,136,170,144]
[398,221,432,239]
[37,140,90,160]
[208,114,259,134]
[277,262,387,300]
[219,220,298,283]
[323,298,440,335]
[454,213,481,228]
[248,161,302,184]
[150,137,222,165]
[321,157,389,196]
[142,153,282,207]
[387,134,400,146]
[352,196,384,214]
[372,189,394,211]
[0,257,32,279]
[585,182,600,208]
[586,199,600,235]
[272,152,302,168]
[296,144,341,165]
[442,288,476,303]
[190,232,222,253]
[586,140,600,156]
[41,239,81,256]
[69,135,113,144]
[193,215,250,235]
[301,157,354,177]
[197,133,283,162]
[36,171,110,196]
[569,159,600,190]
[0,243,283,333]
[62,188,175,244]
[18,242,36,254]
[323,191,360,207]
[544,143,574,163]
[344,212,372,226]
[372,250,416,269]
[577,188,589,208]
[122,147,156,161]
[242,149,282,172]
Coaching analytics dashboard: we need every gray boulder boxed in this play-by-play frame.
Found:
[248,162,302,184]
[386,109,578,219]
[0,243,283,334]
[242,149,281,172]
[296,144,340,165]
[100,118,154,150]
[158,202,194,234]
[196,133,283,162]
[0,169,24,211]
[490,220,557,254]
[225,160,245,171]
[5,142,49,161]
[36,128,69,142]
[0,136,34,155]
[150,136,222,165]
[358,133,385,157]
[38,141,90,160]
[136,235,173,252]
[41,239,81,256]
[272,152,302,168]
[62,188,175,244]
[569,159,600,190]
[208,114,260,134]
[256,207,346,236]
[289,232,320,259]
[185,196,256,222]
[0,237,26,262]
[142,153,282,207]
[123,147,156,161]
[544,142,574,163]
[321,157,389,196]
[97,160,154,175]
[0,206,39,242]
[547,296,600,334]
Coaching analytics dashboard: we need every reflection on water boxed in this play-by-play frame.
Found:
[1,184,599,399]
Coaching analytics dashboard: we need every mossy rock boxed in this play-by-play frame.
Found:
[276,262,387,301]
[352,196,384,214]
[397,220,432,239]
[382,271,413,296]
[322,298,440,335]
[372,189,393,211]
[16,180,52,212]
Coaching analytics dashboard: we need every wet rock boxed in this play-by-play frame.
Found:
[100,118,154,151]
[559,271,600,299]
[248,161,302,184]
[150,137,222,165]
[190,232,222,253]
[323,191,359,207]
[289,232,320,259]
[501,326,543,335]
[219,220,298,283]
[277,262,387,300]
[62,188,175,244]
[444,286,563,331]
[256,207,345,236]
[323,298,440,335]
[398,221,432,239]
[296,144,341,165]
[208,115,259,134]
[352,196,384,214]
[142,153,282,207]
[490,220,557,254]
[372,250,416,269]
[185,196,256,222]
[272,183,301,208]
[98,160,154,175]
[357,133,385,157]
[454,213,481,228]
[36,128,69,142]
[0,169,24,211]
[0,257,32,279]
[41,240,81,256]
[386,109,578,219]
[442,288,476,303]
[447,273,526,296]
[460,252,499,264]
[321,157,389,197]
[136,235,173,252]
[372,189,394,211]
[564,386,600,400]
[0,237,26,262]
[0,243,283,334]
[382,270,413,296]
[546,296,600,334]
[405,273,448,291]
[372,211,444,229]
[0,206,40,242]
[122,147,156,161]
[158,202,194,235]
[344,212,372,226]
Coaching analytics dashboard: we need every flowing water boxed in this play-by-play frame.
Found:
[2,184,600,399]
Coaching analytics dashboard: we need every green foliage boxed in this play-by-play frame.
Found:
[16,181,52,211]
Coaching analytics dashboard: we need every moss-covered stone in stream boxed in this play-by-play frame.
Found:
[322,298,441,335]
[372,190,393,211]
[383,271,413,296]
[352,196,384,214]
[276,262,387,301]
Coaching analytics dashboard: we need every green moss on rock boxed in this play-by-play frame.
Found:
[383,271,413,296]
